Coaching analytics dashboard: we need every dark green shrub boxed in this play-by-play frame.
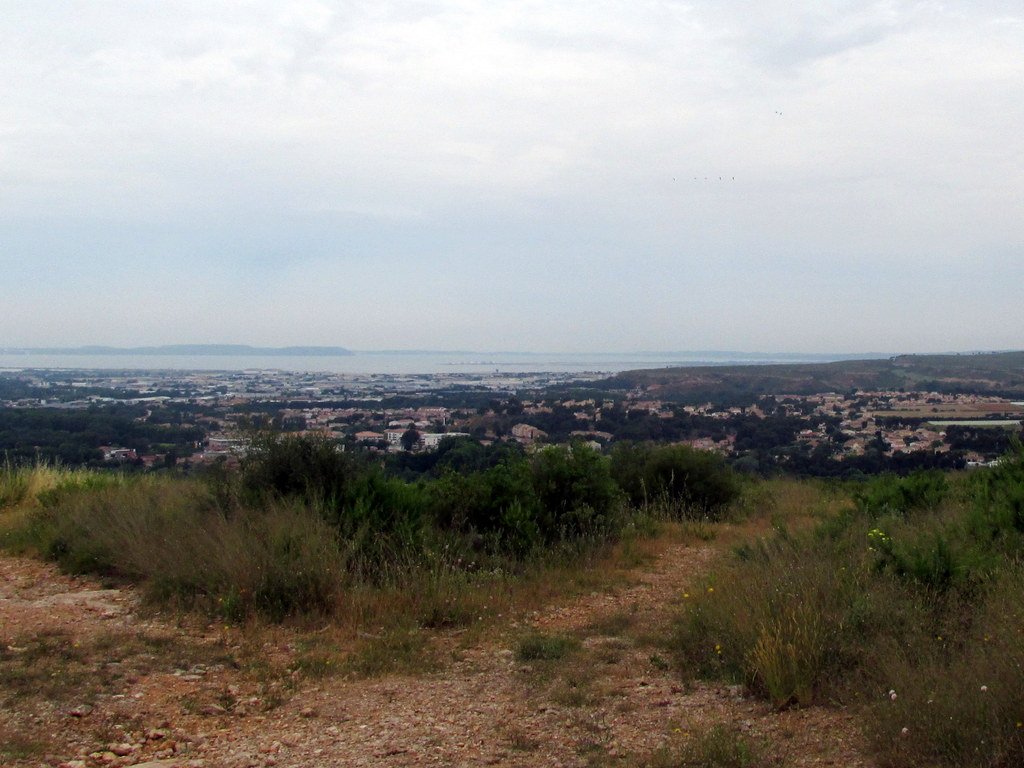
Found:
[964,442,1024,553]
[610,442,740,518]
[239,433,428,573]
[854,470,949,517]
[529,442,623,539]
[869,522,996,594]
[240,431,360,508]
[425,457,538,553]
[426,445,624,556]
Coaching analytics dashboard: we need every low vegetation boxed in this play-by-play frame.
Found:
[1,434,741,624]
[4,436,1024,767]
[671,445,1024,767]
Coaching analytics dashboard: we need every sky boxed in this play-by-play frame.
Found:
[2,1,1022,354]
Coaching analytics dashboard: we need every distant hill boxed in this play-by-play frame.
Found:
[5,345,354,357]
[601,351,1024,401]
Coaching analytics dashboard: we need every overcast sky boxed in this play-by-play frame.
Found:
[2,1,1021,354]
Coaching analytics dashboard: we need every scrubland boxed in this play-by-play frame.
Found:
[2,437,1023,767]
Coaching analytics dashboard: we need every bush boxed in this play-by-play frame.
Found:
[610,442,741,518]
[425,443,625,555]
[864,564,1024,768]
[240,431,360,507]
[529,442,624,539]
[854,469,949,517]
[240,433,427,575]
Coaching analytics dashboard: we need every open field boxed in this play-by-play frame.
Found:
[871,400,1024,420]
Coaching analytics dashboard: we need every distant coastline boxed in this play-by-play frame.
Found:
[1,345,354,357]
[1,345,892,363]
[0,348,894,377]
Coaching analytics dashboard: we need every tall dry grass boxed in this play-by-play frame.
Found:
[0,462,106,510]
[18,477,345,619]
[671,458,1024,767]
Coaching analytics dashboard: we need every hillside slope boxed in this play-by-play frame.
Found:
[603,351,1024,401]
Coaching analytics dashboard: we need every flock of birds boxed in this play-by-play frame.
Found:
[671,109,784,183]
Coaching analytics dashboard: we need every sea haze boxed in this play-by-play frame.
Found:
[0,348,892,375]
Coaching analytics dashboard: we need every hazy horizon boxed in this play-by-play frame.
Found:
[0,345,898,376]
[3,2,1022,353]
[8,341,1020,358]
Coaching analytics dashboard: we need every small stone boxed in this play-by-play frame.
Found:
[70,704,94,717]
[299,707,317,718]
[110,743,136,756]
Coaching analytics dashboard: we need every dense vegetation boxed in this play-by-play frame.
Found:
[0,407,204,465]
[1,434,739,621]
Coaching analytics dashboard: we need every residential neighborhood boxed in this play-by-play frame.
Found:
[2,366,1021,473]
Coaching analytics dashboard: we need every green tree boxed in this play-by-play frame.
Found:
[401,428,421,452]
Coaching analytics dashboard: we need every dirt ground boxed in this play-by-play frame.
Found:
[0,534,874,768]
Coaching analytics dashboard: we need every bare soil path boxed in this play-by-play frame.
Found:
[1,531,873,768]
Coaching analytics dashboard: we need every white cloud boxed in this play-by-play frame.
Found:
[0,1,1021,351]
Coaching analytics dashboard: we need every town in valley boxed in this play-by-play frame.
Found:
[3,356,1022,477]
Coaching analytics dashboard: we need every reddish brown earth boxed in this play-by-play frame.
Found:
[0,537,873,768]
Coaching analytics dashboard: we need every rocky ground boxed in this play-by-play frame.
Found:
[0,533,874,768]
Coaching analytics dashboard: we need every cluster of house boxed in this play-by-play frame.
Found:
[98,388,1021,466]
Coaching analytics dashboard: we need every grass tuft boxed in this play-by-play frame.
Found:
[515,630,580,662]
[645,724,759,768]
[342,630,441,678]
